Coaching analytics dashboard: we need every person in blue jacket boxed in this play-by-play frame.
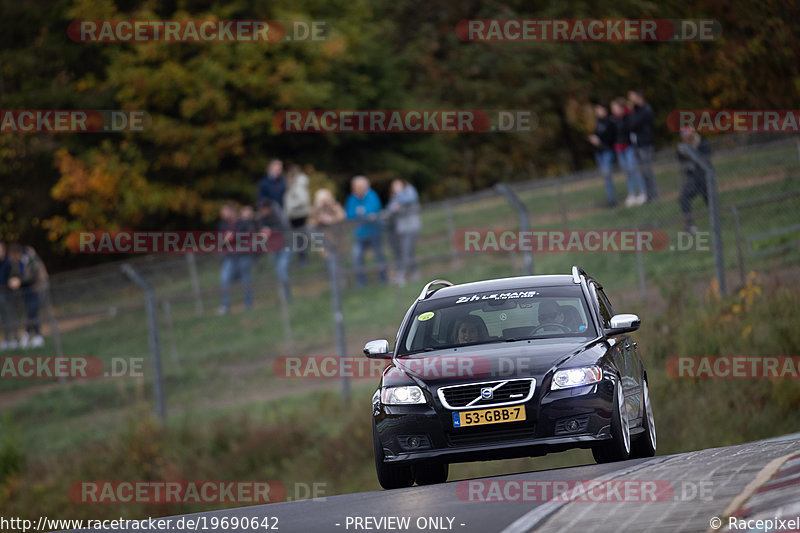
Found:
[345,175,388,287]
[257,159,287,207]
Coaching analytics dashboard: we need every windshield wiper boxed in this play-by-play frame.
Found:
[400,347,436,356]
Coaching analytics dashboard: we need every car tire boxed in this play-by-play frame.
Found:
[592,377,631,463]
[373,423,414,489]
[630,379,657,458]
[414,461,449,485]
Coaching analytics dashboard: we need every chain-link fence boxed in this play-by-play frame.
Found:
[1,131,798,423]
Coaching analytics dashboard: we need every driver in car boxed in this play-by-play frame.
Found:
[537,300,571,332]
[453,315,487,344]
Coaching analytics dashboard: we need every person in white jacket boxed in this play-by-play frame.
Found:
[283,164,311,265]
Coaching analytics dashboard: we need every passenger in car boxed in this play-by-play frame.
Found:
[559,305,583,331]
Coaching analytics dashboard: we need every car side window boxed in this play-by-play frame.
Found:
[598,289,615,317]
[594,285,613,328]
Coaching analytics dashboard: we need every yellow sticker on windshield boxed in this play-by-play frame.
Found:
[418,312,435,321]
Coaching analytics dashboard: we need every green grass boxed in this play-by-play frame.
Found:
[2,275,799,521]
[0,141,799,517]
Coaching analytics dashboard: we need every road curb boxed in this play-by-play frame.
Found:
[499,456,670,533]
[709,449,800,533]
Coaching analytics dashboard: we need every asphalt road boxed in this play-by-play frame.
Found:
[68,435,800,533]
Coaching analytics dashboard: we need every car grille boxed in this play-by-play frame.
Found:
[447,426,535,446]
[438,378,535,409]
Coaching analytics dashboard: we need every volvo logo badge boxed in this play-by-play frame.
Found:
[480,387,493,400]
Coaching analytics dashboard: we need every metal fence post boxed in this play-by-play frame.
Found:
[162,300,179,367]
[682,144,727,294]
[444,200,461,268]
[324,236,349,402]
[186,253,204,316]
[634,225,647,302]
[277,288,294,354]
[556,177,569,229]
[121,264,167,422]
[43,286,66,384]
[494,183,534,275]
[730,205,746,286]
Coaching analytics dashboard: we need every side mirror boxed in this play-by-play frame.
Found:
[606,314,641,335]
[364,339,391,359]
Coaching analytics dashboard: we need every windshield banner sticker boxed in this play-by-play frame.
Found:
[455,291,538,304]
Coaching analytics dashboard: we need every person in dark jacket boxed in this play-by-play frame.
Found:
[257,198,292,302]
[0,242,17,350]
[7,244,47,348]
[677,128,713,233]
[218,202,251,315]
[257,159,287,207]
[628,89,658,201]
[610,98,647,207]
[588,103,618,207]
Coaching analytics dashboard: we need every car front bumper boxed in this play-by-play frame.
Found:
[374,379,617,464]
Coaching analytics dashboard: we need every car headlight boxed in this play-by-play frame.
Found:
[381,386,426,405]
[551,366,603,390]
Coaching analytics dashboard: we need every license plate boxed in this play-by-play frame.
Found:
[452,406,526,428]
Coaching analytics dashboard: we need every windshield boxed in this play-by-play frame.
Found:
[398,285,594,355]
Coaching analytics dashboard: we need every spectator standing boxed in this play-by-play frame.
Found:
[0,242,18,350]
[283,164,311,265]
[309,189,346,258]
[236,204,257,310]
[345,175,387,287]
[610,98,647,207]
[588,103,618,207]
[677,128,713,234]
[7,244,47,348]
[218,202,251,315]
[387,179,422,285]
[257,159,287,207]
[628,89,659,201]
[257,198,293,302]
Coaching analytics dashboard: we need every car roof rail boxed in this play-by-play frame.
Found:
[418,279,454,300]
[571,265,589,284]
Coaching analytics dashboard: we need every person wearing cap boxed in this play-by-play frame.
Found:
[677,128,712,234]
